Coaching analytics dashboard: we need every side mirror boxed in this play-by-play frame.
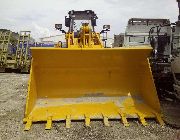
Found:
[65,17,70,27]
[55,24,62,30]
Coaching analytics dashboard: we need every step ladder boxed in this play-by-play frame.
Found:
[16,31,31,72]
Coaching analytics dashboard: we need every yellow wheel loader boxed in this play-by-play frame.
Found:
[23,10,164,130]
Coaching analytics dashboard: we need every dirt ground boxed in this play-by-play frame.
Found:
[0,73,179,140]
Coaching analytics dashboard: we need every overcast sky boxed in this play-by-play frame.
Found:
[0,0,178,40]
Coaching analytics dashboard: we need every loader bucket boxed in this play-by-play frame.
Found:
[24,46,164,130]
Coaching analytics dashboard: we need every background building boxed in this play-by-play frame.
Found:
[39,34,65,44]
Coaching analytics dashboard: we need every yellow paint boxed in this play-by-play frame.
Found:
[85,115,90,127]
[45,117,52,130]
[24,23,163,130]
[24,118,32,131]
[119,112,129,127]
[65,24,103,48]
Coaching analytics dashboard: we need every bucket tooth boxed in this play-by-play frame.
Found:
[137,113,147,126]
[24,119,32,131]
[66,115,71,128]
[85,115,90,127]
[45,117,52,130]
[103,115,110,126]
[154,113,164,126]
[119,112,129,127]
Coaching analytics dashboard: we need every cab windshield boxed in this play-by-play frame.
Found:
[73,20,91,32]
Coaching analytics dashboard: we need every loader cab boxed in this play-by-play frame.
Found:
[65,10,98,34]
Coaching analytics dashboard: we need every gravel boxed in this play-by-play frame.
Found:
[0,73,179,140]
